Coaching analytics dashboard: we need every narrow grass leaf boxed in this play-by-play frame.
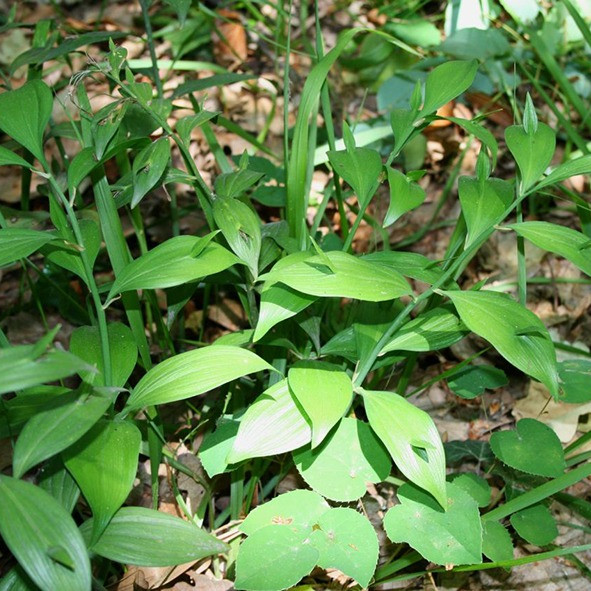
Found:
[0,229,54,267]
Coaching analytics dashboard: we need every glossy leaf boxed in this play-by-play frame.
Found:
[107,235,240,299]
[126,345,273,409]
[362,389,447,508]
[482,520,514,562]
[0,476,91,591]
[422,59,478,115]
[443,290,560,398]
[447,365,508,399]
[509,221,591,276]
[0,80,52,163]
[80,507,228,566]
[490,418,565,478]
[0,228,54,267]
[288,361,353,448]
[363,250,448,285]
[384,168,426,226]
[227,379,312,463]
[293,418,391,501]
[384,482,482,566]
[63,419,141,544]
[199,419,240,477]
[12,393,110,478]
[131,137,171,207]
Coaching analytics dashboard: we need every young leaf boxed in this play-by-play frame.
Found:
[458,177,513,247]
[293,417,391,502]
[79,507,228,566]
[489,418,565,478]
[0,476,91,591]
[310,508,379,588]
[227,379,312,463]
[508,221,591,276]
[0,228,54,267]
[362,389,447,508]
[131,138,171,207]
[447,365,508,399]
[509,503,558,546]
[12,393,111,478]
[384,482,482,566]
[482,520,514,562]
[0,80,52,163]
[126,345,274,409]
[442,290,560,398]
[107,235,240,299]
[421,59,478,115]
[63,419,141,544]
[384,168,426,226]
[287,361,353,448]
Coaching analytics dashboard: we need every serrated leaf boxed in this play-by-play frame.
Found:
[509,221,591,276]
[362,389,447,508]
[63,419,141,544]
[240,489,329,536]
[443,290,560,398]
[510,503,558,546]
[0,228,54,267]
[505,122,555,192]
[0,80,52,163]
[310,508,379,588]
[80,507,228,566]
[107,235,240,299]
[287,361,353,448]
[293,418,391,502]
[490,418,565,477]
[384,482,482,566]
[482,520,514,562]
[449,473,491,507]
[227,379,312,463]
[459,177,513,247]
[126,345,273,409]
[0,476,91,591]
[12,393,110,478]
[422,60,478,115]
[447,365,508,399]
[383,167,426,226]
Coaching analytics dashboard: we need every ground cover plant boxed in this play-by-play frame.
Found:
[1,0,591,589]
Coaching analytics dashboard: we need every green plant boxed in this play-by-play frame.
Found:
[1,3,591,591]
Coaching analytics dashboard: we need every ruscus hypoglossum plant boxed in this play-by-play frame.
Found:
[1,3,591,590]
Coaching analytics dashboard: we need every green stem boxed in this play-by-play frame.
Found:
[138,0,163,99]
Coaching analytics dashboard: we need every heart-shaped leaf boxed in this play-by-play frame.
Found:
[490,418,565,477]
[509,503,558,546]
[384,482,482,566]
[384,167,426,226]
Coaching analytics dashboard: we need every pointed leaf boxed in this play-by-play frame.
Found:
[38,457,80,514]
[214,169,264,199]
[482,520,514,562]
[131,137,171,208]
[126,345,274,409]
[447,365,508,399]
[228,379,312,463]
[0,476,91,591]
[443,290,560,397]
[288,361,353,448]
[364,250,448,285]
[384,167,426,226]
[422,60,478,115]
[362,389,447,508]
[199,418,240,477]
[0,229,54,267]
[0,145,35,169]
[535,155,591,192]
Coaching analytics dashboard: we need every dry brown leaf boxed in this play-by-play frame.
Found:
[213,10,247,66]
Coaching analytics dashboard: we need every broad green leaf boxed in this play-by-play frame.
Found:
[505,122,555,192]
[176,110,219,144]
[384,168,426,226]
[80,507,228,566]
[38,457,80,514]
[288,361,353,448]
[421,60,478,115]
[213,197,262,279]
[449,473,491,507]
[261,250,412,301]
[510,504,558,546]
[227,379,312,463]
[293,418,391,501]
[107,235,240,299]
[362,389,447,508]
[534,155,591,192]
[390,108,418,155]
[12,393,110,478]
[499,0,540,23]
[459,177,513,247]
[310,508,379,588]
[380,306,468,354]
[126,345,273,409]
[214,169,264,199]
[240,489,329,536]
[327,145,382,208]
[70,323,137,387]
[254,284,317,341]
[63,419,141,544]
[384,482,482,566]
[67,147,101,198]
[559,359,591,403]
[0,228,54,267]
[0,566,38,591]
[0,476,91,591]
[235,525,319,591]
[490,418,565,478]
[199,418,240,477]
[482,520,514,562]
[131,137,171,208]
[363,250,448,285]
[0,80,52,163]
[508,221,591,276]
[0,145,34,169]
[443,290,560,398]
[447,365,508,399]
